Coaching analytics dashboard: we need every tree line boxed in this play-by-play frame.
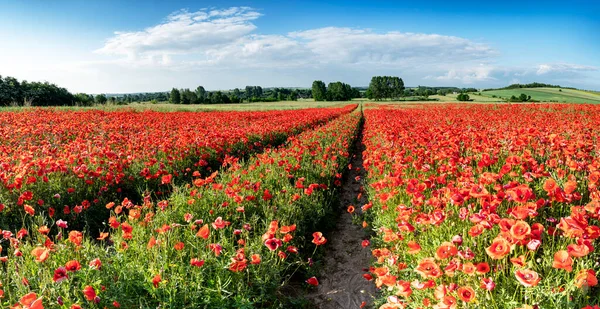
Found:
[483,82,574,91]
[167,86,314,104]
[2,73,497,106]
[0,75,75,106]
[311,81,361,101]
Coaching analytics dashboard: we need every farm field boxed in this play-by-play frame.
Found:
[479,88,600,104]
[3,1,599,308]
[431,93,503,103]
[362,104,600,309]
[1,103,600,309]
[0,101,348,113]
[0,106,354,234]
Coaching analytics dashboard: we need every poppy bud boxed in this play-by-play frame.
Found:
[452,235,463,245]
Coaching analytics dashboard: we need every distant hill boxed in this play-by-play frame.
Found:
[482,82,572,91]
[479,87,600,104]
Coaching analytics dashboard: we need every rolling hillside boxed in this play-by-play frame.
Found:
[479,87,600,104]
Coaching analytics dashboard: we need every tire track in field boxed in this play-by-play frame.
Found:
[307,120,376,309]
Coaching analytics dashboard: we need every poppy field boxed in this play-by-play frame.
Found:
[0,107,352,233]
[2,103,600,309]
[362,104,600,309]
[0,105,361,308]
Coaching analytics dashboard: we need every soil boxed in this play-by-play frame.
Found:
[306,125,376,308]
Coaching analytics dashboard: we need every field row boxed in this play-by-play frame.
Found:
[3,103,600,309]
[0,106,355,234]
[362,104,600,309]
[0,106,361,308]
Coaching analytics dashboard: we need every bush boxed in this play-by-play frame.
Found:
[457,93,470,101]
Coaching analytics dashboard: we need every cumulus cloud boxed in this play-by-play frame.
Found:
[95,8,496,70]
[536,63,598,75]
[95,7,261,60]
[430,63,599,87]
[289,27,494,66]
[428,65,499,84]
[63,7,598,92]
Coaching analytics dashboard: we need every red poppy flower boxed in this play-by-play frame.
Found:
[435,242,458,259]
[68,231,83,247]
[37,226,50,235]
[552,250,573,272]
[415,258,442,279]
[89,258,102,270]
[407,241,421,254]
[82,286,97,301]
[190,258,205,267]
[212,217,229,230]
[567,243,590,257]
[23,204,35,216]
[509,220,531,240]
[31,247,50,263]
[65,260,81,272]
[457,286,475,302]
[196,224,210,239]
[306,276,319,286]
[312,232,327,246]
[485,236,511,259]
[17,292,43,309]
[174,242,184,251]
[280,224,296,234]
[209,243,223,256]
[574,269,598,288]
[152,274,162,288]
[480,277,495,291]
[515,269,541,287]
[53,267,68,283]
[264,238,282,251]
[475,262,490,274]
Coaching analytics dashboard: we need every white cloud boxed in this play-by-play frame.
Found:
[95,7,261,60]
[289,27,495,66]
[5,7,600,93]
[430,63,599,88]
[95,8,496,70]
[536,63,598,75]
[428,64,498,84]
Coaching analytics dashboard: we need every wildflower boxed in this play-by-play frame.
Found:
[515,269,541,287]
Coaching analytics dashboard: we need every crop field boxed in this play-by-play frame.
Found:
[1,103,600,309]
[479,88,600,104]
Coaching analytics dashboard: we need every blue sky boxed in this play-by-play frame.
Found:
[1,0,599,93]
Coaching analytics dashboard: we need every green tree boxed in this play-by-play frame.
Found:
[95,94,107,105]
[74,93,94,106]
[170,88,181,104]
[180,89,196,104]
[367,76,404,100]
[519,93,531,102]
[244,86,264,102]
[195,86,206,104]
[456,93,470,101]
[326,82,353,101]
[311,80,327,101]
[289,89,299,101]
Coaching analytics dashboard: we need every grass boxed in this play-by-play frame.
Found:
[3,89,600,113]
[0,100,347,112]
[479,87,600,104]
[431,93,503,102]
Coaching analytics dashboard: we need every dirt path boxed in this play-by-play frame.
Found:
[307,124,376,308]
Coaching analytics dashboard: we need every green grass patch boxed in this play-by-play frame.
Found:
[480,88,600,104]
